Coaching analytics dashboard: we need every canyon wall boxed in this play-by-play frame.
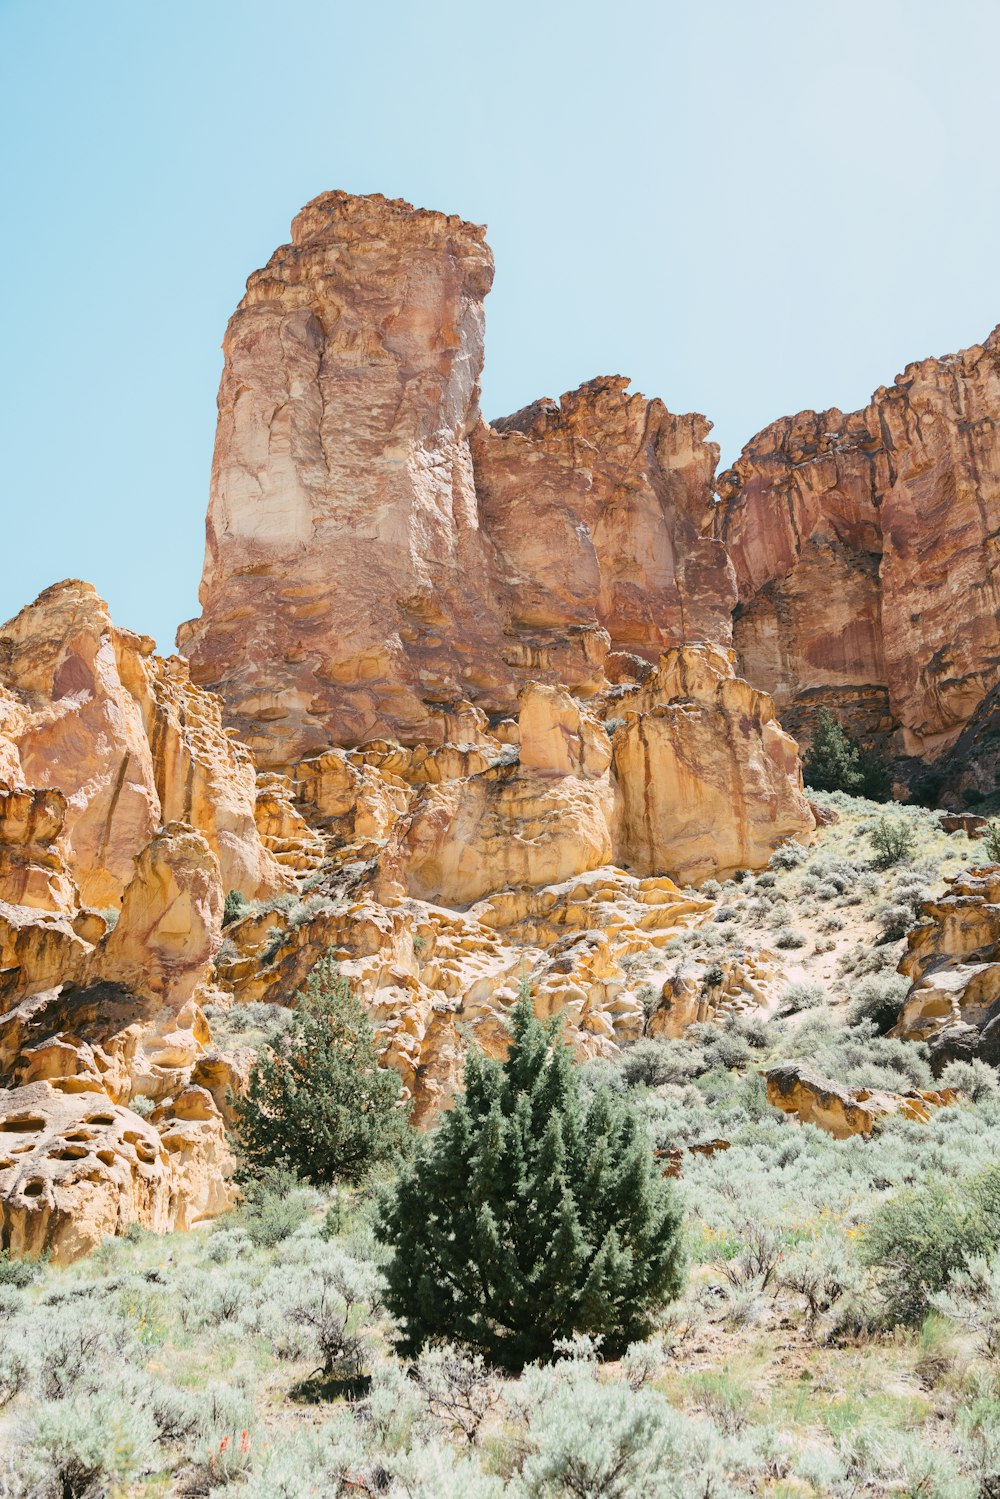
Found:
[717,329,1000,765]
[179,191,735,767]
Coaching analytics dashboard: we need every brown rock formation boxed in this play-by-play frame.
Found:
[896,868,1000,1057]
[471,377,735,661]
[95,822,223,1009]
[608,645,814,884]
[0,581,290,905]
[180,191,735,764]
[766,1062,956,1138]
[718,327,1000,767]
[0,1080,234,1262]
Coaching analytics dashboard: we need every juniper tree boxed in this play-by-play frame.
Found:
[232,956,410,1186]
[377,996,685,1371]
[803,709,863,793]
[803,708,891,800]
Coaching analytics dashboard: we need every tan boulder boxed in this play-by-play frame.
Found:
[382,766,615,908]
[0,1082,171,1262]
[518,683,611,779]
[295,749,409,845]
[610,645,814,884]
[0,1079,235,1262]
[766,1062,956,1138]
[895,868,1000,1041]
[150,1086,236,1229]
[96,823,223,1009]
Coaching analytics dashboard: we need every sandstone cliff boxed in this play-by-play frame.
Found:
[179,191,735,765]
[0,580,291,905]
[717,328,1000,770]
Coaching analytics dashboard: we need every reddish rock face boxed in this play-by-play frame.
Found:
[472,377,735,662]
[718,328,1000,764]
[180,191,735,766]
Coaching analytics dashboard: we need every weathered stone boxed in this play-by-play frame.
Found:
[766,1062,956,1138]
[718,327,1000,768]
[96,823,223,1009]
[0,581,289,905]
[0,1082,171,1262]
[896,868,1000,1042]
[0,1080,234,1262]
[180,193,736,763]
[609,645,814,884]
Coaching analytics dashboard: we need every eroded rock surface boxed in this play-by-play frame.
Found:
[179,191,735,764]
[718,328,1000,768]
[0,1081,234,1262]
[766,1062,956,1138]
[0,580,290,904]
[896,868,1000,1061]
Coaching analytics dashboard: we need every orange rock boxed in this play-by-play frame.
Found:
[766,1063,956,1138]
[180,193,735,763]
[0,1080,234,1262]
[95,823,223,1009]
[718,327,1000,764]
[609,646,815,884]
[0,581,290,905]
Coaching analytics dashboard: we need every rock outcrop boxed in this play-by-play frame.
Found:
[717,328,1000,769]
[0,581,290,905]
[607,645,814,884]
[179,191,735,765]
[0,1080,234,1262]
[766,1062,956,1138]
[896,868,1000,1064]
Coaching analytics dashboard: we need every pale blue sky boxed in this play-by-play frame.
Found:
[3,0,998,651]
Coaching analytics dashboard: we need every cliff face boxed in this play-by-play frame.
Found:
[718,329,1000,764]
[180,191,735,766]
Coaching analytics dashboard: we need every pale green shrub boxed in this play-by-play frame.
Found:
[15,1389,158,1498]
[941,1059,1000,1102]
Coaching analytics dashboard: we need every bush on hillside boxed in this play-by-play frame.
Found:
[869,815,918,868]
[984,819,1000,864]
[861,1163,1000,1325]
[232,957,410,1187]
[377,996,685,1370]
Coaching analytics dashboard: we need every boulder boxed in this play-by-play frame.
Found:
[766,1062,956,1138]
[610,645,814,883]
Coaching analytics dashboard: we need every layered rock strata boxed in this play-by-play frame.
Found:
[717,328,1000,767]
[179,191,735,765]
[0,581,290,905]
[895,867,1000,1069]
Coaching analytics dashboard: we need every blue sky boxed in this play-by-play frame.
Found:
[3,0,999,651]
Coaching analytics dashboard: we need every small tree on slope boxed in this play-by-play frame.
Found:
[233,956,410,1186]
[377,996,685,1371]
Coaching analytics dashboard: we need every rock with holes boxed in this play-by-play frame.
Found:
[0,1081,171,1261]
[149,1085,236,1229]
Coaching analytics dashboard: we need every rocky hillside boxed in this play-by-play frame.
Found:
[3,187,1000,1495]
[2,187,999,1257]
